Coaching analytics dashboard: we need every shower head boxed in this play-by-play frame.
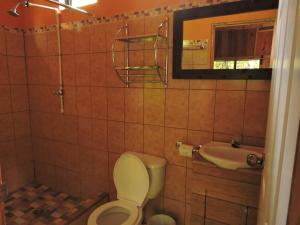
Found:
[8,3,21,17]
[8,1,26,17]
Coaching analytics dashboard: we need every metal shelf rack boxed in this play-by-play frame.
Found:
[112,18,169,87]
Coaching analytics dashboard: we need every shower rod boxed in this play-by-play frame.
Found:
[8,0,94,17]
[41,0,94,16]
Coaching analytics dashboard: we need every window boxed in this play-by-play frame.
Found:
[214,59,260,69]
[60,0,97,8]
[213,60,235,69]
[236,59,260,69]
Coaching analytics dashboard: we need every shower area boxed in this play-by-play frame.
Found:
[0,1,109,224]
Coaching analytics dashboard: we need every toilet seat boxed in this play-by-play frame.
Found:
[87,200,143,225]
[88,152,152,225]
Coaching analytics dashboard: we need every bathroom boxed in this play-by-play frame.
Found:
[0,0,299,225]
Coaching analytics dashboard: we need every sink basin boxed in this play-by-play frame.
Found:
[199,142,263,170]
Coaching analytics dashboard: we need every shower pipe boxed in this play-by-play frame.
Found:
[25,2,65,113]
[8,0,94,113]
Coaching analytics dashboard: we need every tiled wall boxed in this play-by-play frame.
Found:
[25,13,270,225]
[0,29,34,193]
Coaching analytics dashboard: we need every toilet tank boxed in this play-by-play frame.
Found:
[129,152,166,199]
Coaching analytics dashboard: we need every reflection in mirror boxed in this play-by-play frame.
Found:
[182,10,276,70]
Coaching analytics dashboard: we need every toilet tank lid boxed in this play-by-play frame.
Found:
[127,152,166,169]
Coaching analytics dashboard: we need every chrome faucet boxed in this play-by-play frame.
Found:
[231,139,241,148]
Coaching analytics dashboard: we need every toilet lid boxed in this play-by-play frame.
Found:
[113,152,149,206]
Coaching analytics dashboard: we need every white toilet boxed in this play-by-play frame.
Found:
[87,151,167,225]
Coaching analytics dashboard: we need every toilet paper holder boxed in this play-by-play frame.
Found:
[176,142,202,155]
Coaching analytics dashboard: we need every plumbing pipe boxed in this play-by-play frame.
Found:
[42,0,94,16]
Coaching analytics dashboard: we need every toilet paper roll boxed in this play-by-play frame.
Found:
[178,143,194,158]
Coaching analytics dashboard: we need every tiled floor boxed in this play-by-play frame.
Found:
[5,183,108,225]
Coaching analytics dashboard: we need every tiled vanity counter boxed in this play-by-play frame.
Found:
[186,158,262,225]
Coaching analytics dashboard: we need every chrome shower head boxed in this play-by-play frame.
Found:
[8,1,27,17]
[8,9,20,17]
[8,3,20,17]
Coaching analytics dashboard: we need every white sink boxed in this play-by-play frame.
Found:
[199,142,264,170]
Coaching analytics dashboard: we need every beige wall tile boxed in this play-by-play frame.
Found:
[61,29,75,55]
[91,23,107,53]
[242,136,265,147]
[6,32,24,56]
[11,85,28,112]
[76,87,92,117]
[190,80,216,90]
[187,130,213,146]
[78,117,93,148]
[188,90,215,131]
[244,91,269,138]
[91,52,106,86]
[105,21,125,52]
[0,55,9,84]
[165,89,189,128]
[107,87,125,121]
[144,125,164,157]
[64,115,78,144]
[216,80,247,90]
[75,54,90,86]
[0,114,14,142]
[247,80,271,91]
[213,133,240,144]
[108,121,124,153]
[0,85,12,114]
[92,119,108,151]
[125,88,144,123]
[7,56,27,84]
[125,123,143,152]
[62,55,76,85]
[47,31,59,56]
[74,26,91,54]
[64,86,77,115]
[91,87,107,119]
[0,31,6,55]
[144,88,165,126]
[214,91,245,135]
[25,33,47,56]
[164,165,186,202]
[47,56,60,85]
[13,112,31,139]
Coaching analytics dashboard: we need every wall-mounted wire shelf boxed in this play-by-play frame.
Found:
[112,17,169,87]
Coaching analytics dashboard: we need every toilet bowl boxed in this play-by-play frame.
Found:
[87,152,166,225]
[88,200,143,225]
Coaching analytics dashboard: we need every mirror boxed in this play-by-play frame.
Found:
[173,0,278,80]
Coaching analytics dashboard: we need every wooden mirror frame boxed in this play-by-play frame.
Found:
[172,0,278,80]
